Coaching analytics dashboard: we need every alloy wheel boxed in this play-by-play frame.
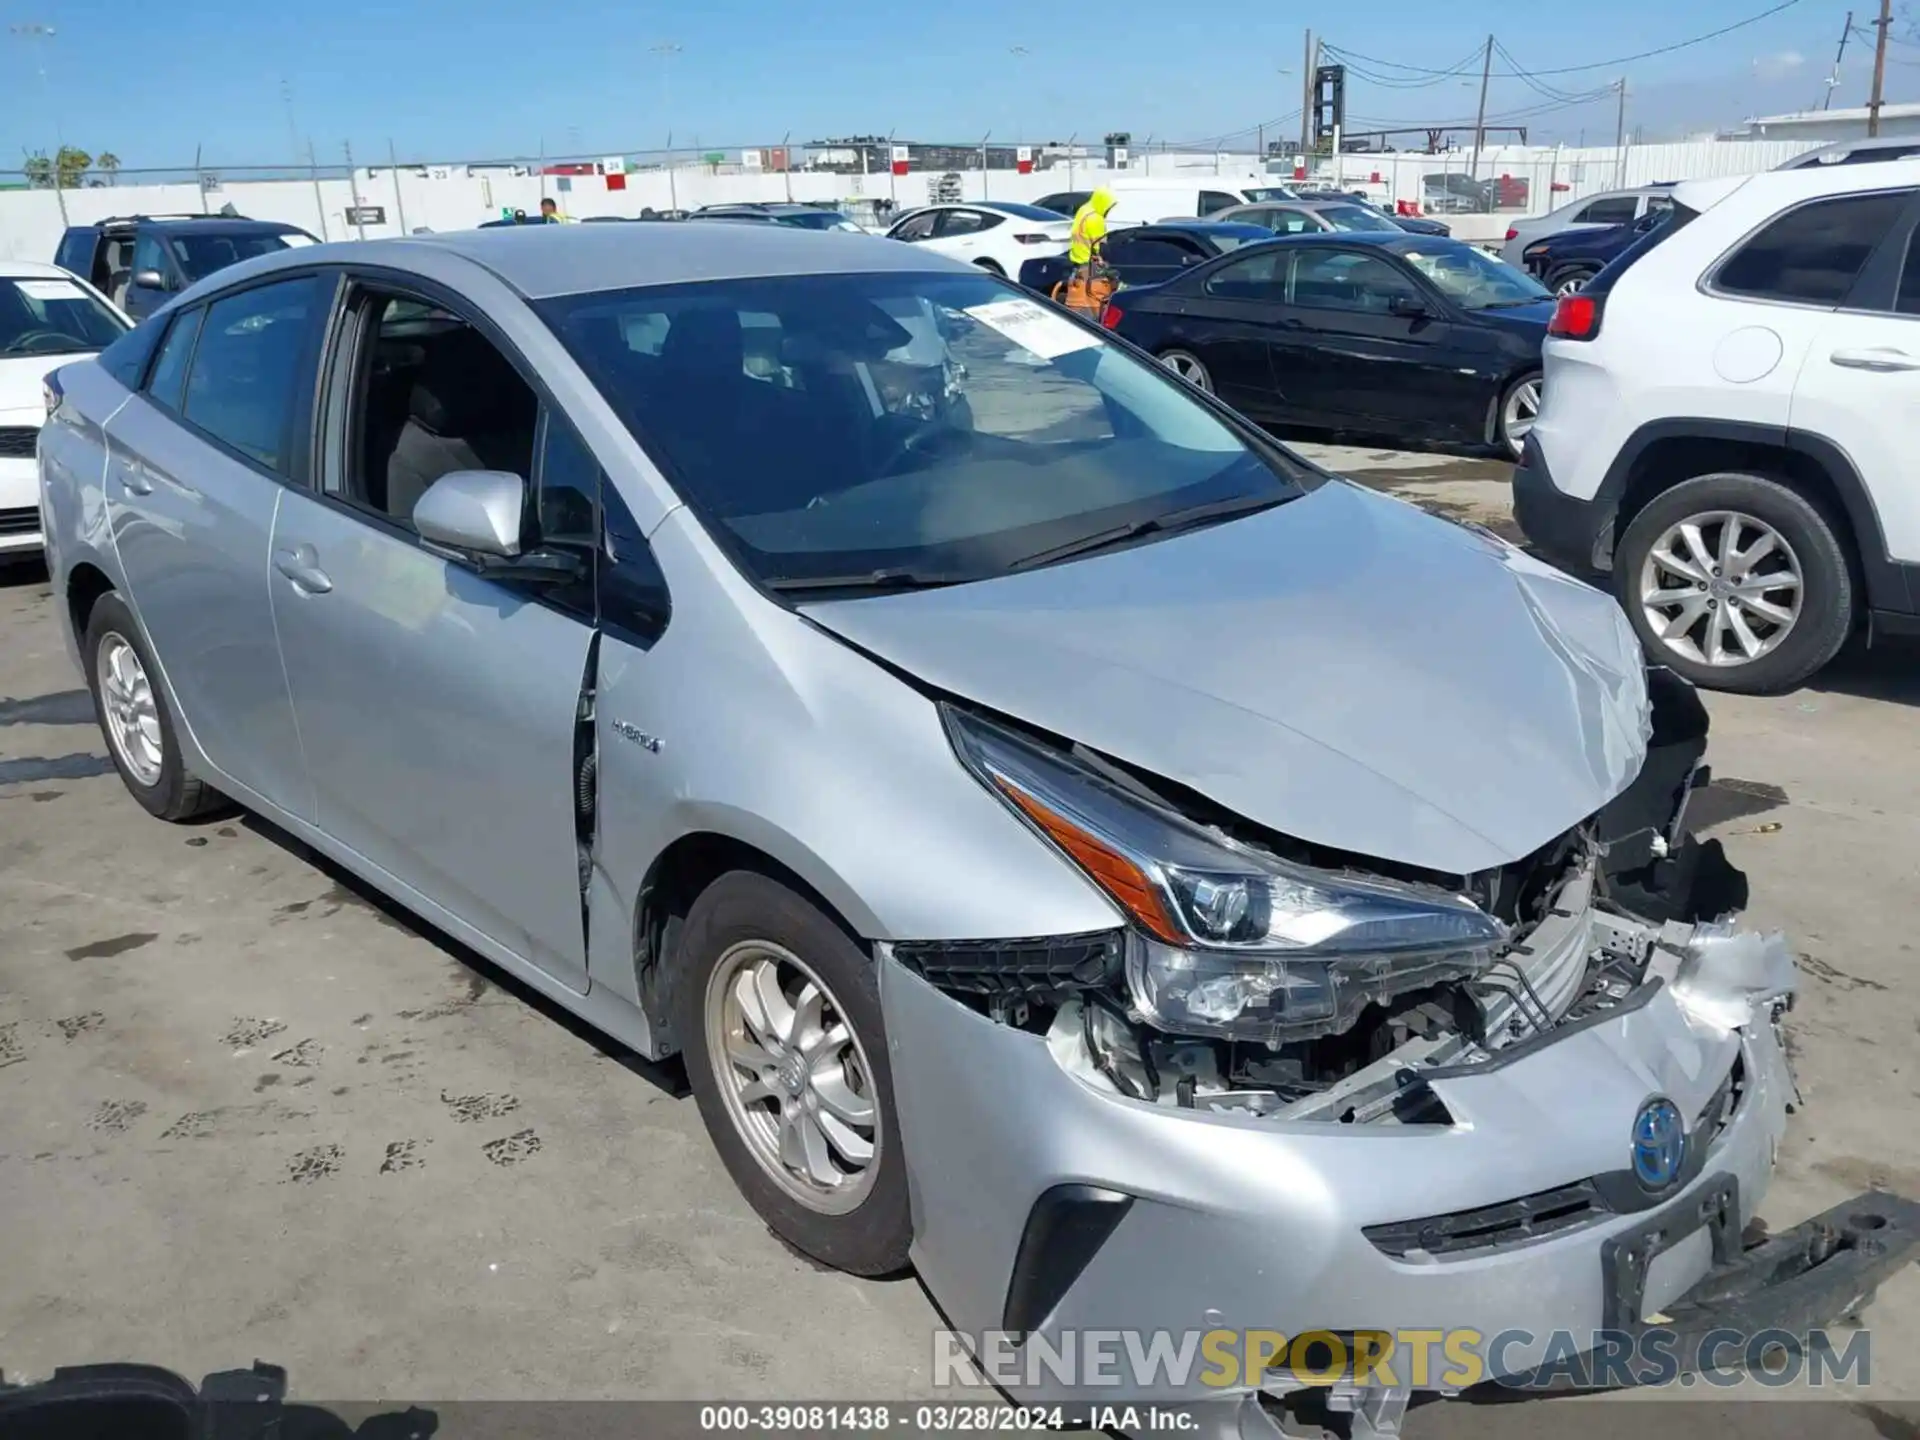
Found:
[97,632,164,787]
[1502,378,1541,456]
[1555,272,1590,296]
[704,940,880,1215]
[1637,510,1804,668]
[1162,352,1212,392]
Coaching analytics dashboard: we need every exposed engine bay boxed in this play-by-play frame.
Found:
[891,668,1773,1125]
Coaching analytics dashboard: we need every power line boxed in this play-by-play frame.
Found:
[1491,38,1617,104]
[1329,1,1804,81]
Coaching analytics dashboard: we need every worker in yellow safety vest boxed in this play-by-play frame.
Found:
[1068,188,1115,271]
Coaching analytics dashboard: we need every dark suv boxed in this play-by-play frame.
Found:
[53,214,318,321]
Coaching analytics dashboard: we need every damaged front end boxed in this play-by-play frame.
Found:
[872,676,1920,1415]
[907,683,1765,1125]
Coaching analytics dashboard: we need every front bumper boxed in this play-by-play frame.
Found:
[0,457,45,555]
[1511,432,1614,575]
[879,951,1890,1403]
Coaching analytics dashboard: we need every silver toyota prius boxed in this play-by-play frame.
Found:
[36,224,1915,1430]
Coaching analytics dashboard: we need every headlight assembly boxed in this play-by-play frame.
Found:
[944,706,1510,1045]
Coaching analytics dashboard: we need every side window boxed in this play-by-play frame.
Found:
[1574,196,1637,226]
[535,409,600,550]
[55,230,94,277]
[1266,208,1320,236]
[892,211,938,242]
[1897,232,1920,313]
[1037,193,1087,216]
[937,209,995,236]
[1203,249,1285,301]
[345,292,538,528]
[1109,238,1192,267]
[1287,251,1421,313]
[144,307,205,415]
[1715,191,1912,306]
[182,276,327,474]
[130,232,168,281]
[1198,191,1241,216]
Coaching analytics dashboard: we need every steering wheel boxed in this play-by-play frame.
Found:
[3,330,75,356]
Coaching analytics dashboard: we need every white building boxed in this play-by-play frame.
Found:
[1741,101,1920,143]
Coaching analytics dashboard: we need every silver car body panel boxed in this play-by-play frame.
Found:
[807,481,1649,876]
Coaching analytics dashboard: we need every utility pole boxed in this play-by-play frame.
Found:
[1869,0,1892,136]
[1824,11,1854,110]
[1300,29,1315,161]
[1614,79,1629,186]
[1468,33,1494,182]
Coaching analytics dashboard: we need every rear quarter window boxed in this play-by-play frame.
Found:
[97,318,165,389]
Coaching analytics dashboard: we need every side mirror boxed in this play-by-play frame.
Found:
[414,469,526,557]
[132,269,167,291]
[1387,294,1428,318]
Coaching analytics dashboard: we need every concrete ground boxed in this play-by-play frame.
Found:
[2,447,1917,1437]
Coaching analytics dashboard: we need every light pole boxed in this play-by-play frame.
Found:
[11,22,67,222]
[1009,45,1030,164]
[652,40,682,204]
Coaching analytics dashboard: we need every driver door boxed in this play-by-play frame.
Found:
[268,281,596,991]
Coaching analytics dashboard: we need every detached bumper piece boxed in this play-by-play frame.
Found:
[1650,1189,1920,1360]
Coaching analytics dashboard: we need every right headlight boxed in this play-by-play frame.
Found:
[944,706,1509,1045]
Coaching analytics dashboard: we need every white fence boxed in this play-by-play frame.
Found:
[0,137,1827,265]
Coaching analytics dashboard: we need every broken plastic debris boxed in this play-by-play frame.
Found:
[1669,922,1799,1031]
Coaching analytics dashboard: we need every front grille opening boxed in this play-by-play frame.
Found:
[0,426,38,459]
[0,506,41,536]
[1364,1178,1612,1259]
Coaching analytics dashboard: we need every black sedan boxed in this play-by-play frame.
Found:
[1102,232,1554,459]
[1017,220,1276,297]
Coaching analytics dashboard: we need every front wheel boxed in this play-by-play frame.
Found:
[1613,472,1854,694]
[1497,371,1542,460]
[1160,349,1213,393]
[674,871,911,1276]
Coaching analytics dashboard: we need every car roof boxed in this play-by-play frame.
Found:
[217,223,978,300]
[1255,230,1415,248]
[0,258,76,279]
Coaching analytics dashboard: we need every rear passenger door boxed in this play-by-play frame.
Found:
[268,280,598,992]
[1165,248,1285,415]
[102,273,333,819]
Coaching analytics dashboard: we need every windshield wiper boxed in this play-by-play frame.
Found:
[1008,492,1285,572]
[765,567,973,594]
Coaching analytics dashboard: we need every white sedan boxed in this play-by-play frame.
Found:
[2,259,131,558]
[883,201,1072,278]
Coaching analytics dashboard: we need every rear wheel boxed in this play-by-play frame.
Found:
[1550,266,1596,296]
[1160,349,1213,393]
[674,871,911,1276]
[1613,472,1854,693]
[1497,371,1542,460]
[82,593,228,821]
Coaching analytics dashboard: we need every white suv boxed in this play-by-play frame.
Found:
[1515,162,1920,692]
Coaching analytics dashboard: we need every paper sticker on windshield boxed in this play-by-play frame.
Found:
[964,298,1100,360]
[15,278,85,302]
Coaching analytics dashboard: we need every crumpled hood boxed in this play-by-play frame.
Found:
[802,480,1650,876]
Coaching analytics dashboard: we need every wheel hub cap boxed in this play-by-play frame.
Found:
[97,632,164,787]
[705,941,880,1215]
[1638,510,1805,668]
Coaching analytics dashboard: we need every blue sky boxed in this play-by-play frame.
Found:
[3,0,1910,172]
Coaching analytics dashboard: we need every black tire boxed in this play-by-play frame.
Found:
[1159,349,1213,393]
[81,592,229,821]
[674,870,911,1277]
[1613,472,1855,694]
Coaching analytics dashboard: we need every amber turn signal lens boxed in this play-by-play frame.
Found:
[995,778,1184,944]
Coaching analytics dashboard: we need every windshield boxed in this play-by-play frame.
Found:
[777,210,860,232]
[981,202,1070,222]
[0,274,127,357]
[166,231,297,281]
[538,272,1301,588]
[1401,244,1550,309]
[1319,205,1401,233]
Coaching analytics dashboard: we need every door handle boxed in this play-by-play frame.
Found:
[274,547,333,594]
[1830,347,1920,372]
[119,462,154,496]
